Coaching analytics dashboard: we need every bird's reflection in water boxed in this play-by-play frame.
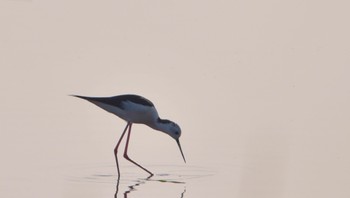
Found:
[180,187,186,198]
[114,175,186,198]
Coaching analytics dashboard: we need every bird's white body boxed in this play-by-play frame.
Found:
[90,100,159,124]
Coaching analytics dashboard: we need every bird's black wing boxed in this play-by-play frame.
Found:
[72,94,155,109]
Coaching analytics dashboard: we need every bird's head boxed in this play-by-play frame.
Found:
[166,121,182,139]
[156,118,186,163]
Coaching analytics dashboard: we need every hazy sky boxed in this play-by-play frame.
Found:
[1,0,350,197]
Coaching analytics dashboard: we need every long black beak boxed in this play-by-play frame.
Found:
[176,139,186,163]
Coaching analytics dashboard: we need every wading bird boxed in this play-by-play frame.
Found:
[72,94,185,178]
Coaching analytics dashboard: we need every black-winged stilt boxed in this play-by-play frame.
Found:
[72,94,185,177]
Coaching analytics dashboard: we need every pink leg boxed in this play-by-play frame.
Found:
[114,122,131,180]
[123,124,153,176]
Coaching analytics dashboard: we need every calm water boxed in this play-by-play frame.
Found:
[1,0,350,197]
[66,164,216,198]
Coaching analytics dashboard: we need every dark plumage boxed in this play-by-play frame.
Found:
[72,94,154,109]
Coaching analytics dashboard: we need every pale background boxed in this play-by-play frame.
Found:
[1,0,350,197]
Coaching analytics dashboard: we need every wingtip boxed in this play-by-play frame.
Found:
[70,95,87,100]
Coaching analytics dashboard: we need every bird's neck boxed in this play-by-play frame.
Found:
[147,117,169,134]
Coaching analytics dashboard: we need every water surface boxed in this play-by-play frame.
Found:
[1,0,350,197]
